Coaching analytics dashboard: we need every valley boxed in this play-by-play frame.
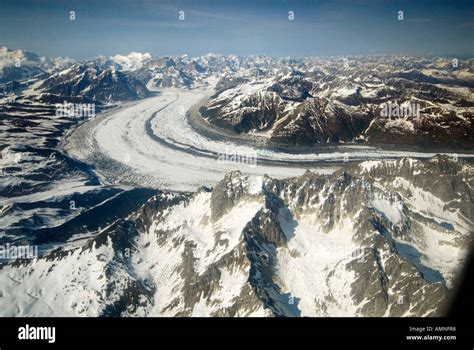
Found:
[0,48,473,317]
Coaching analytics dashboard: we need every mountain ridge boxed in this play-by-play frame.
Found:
[0,155,471,317]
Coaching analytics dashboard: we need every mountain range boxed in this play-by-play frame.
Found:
[200,57,474,149]
[0,156,471,316]
[0,47,473,317]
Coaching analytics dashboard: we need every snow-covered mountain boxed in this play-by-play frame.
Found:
[1,49,473,317]
[0,156,471,316]
[0,47,47,84]
[39,63,151,102]
[199,56,474,149]
[0,47,75,84]
[129,55,210,89]
[4,49,471,142]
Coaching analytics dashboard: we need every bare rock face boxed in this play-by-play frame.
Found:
[0,156,472,317]
[270,98,373,146]
[200,89,285,134]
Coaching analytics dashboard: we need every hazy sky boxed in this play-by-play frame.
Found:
[1,0,473,59]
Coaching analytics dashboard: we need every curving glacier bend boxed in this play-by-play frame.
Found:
[1,52,473,317]
[62,83,471,192]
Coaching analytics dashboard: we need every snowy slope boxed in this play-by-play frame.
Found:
[0,156,471,317]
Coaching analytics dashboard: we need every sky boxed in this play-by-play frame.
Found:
[0,0,473,59]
